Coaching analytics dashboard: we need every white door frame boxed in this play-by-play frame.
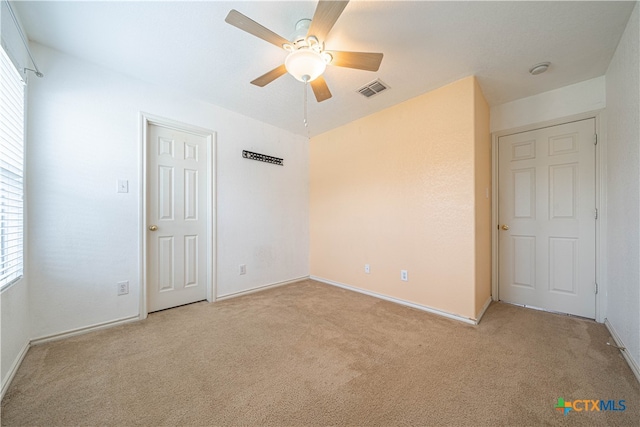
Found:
[491,110,606,322]
[139,113,216,320]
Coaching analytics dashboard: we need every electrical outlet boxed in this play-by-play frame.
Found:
[117,281,129,296]
[117,179,129,193]
[365,264,370,274]
[239,264,246,275]
[401,270,408,282]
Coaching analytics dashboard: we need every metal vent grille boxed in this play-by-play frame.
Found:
[357,79,389,98]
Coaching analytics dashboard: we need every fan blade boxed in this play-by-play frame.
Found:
[225,9,290,49]
[311,76,332,102]
[307,1,349,42]
[327,51,383,71]
[250,65,288,87]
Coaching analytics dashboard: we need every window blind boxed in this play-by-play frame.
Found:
[0,45,25,289]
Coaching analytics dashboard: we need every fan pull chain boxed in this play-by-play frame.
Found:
[303,80,309,128]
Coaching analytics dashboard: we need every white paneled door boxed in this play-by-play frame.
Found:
[498,119,596,318]
[147,123,210,312]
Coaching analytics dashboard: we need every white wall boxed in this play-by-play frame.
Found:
[0,0,29,74]
[490,76,605,133]
[1,278,30,394]
[605,3,640,374]
[27,43,309,339]
[0,1,31,395]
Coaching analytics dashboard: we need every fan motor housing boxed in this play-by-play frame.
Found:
[291,19,312,44]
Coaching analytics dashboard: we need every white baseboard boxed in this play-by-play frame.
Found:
[311,276,478,325]
[30,315,140,346]
[1,339,30,400]
[476,296,493,324]
[605,319,640,384]
[216,276,309,301]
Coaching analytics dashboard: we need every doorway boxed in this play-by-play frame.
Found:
[497,118,597,318]
[142,115,215,314]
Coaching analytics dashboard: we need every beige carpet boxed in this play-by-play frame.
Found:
[2,279,639,426]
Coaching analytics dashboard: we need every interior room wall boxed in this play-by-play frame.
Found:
[0,279,30,395]
[26,43,309,340]
[473,79,491,315]
[0,0,29,72]
[605,2,640,375]
[1,1,31,395]
[490,76,605,133]
[310,76,490,321]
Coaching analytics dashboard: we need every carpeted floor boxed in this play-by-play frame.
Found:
[2,279,639,426]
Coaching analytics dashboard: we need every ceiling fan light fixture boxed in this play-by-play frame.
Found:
[225,3,384,103]
[285,48,327,82]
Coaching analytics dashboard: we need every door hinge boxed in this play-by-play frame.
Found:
[595,208,598,219]
[595,282,599,294]
[593,134,598,145]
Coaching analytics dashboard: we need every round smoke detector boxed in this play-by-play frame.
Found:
[529,62,550,75]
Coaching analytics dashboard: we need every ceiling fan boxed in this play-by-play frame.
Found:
[225,0,383,103]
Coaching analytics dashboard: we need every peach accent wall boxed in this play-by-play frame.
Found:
[310,76,491,320]
[473,78,492,315]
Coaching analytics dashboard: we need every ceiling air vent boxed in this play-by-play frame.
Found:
[357,79,389,98]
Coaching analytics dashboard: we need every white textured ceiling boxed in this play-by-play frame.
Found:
[14,1,636,137]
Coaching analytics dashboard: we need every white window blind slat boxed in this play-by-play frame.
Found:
[0,87,22,111]
[0,120,23,144]
[1,128,23,152]
[0,164,22,178]
[1,157,23,174]
[0,137,23,156]
[0,203,23,212]
[1,200,23,209]
[0,45,25,289]
[2,191,23,202]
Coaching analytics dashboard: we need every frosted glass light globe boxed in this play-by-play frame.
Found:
[285,49,327,82]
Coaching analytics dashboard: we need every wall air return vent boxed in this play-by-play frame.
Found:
[357,79,389,98]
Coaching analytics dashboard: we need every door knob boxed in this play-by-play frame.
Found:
[501,225,510,230]
[149,225,158,231]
